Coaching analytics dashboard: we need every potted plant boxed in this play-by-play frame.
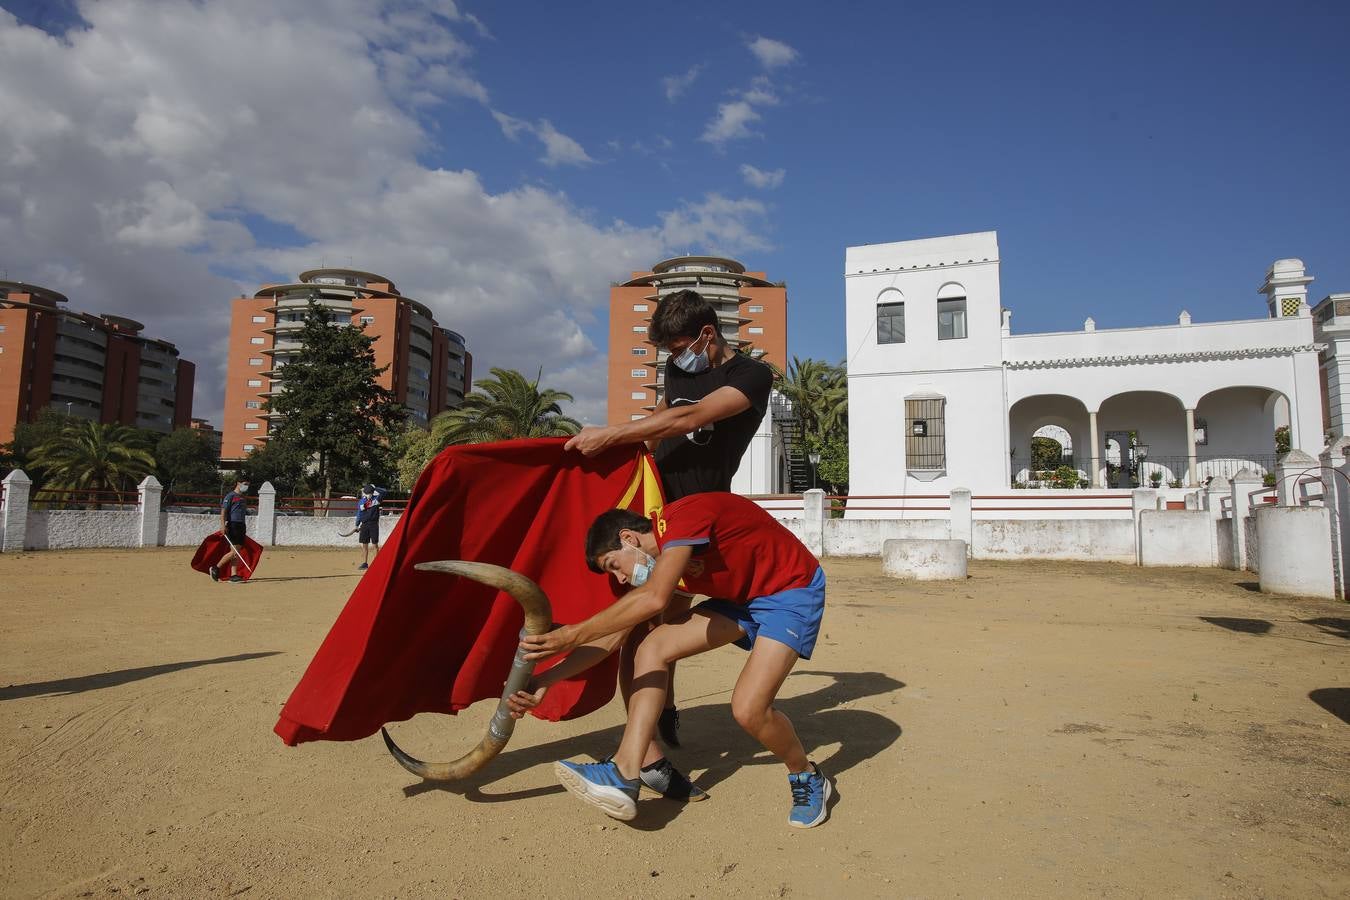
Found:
[1149,471,1163,488]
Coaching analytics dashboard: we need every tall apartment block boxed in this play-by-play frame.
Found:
[607,255,787,422]
[221,268,470,463]
[0,280,195,443]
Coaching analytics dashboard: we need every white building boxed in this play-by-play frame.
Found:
[846,232,1332,497]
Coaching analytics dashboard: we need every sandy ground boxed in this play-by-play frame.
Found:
[1,548,1347,899]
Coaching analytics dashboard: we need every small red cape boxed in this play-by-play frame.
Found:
[273,438,663,746]
[190,532,264,581]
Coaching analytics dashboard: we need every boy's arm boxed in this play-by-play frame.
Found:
[564,387,750,457]
[519,545,694,661]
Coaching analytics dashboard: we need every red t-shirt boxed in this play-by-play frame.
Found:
[655,492,820,603]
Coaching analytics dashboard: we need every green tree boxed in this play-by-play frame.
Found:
[1030,436,1064,471]
[264,301,407,498]
[778,357,848,445]
[428,367,581,448]
[391,422,438,491]
[29,421,157,498]
[237,439,309,494]
[1,409,76,485]
[155,428,222,495]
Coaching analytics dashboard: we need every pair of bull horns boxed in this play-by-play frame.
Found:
[381,560,553,781]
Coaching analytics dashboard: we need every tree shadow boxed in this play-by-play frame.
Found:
[389,670,905,830]
[1309,688,1350,725]
[1301,618,1350,640]
[0,652,283,701]
[1234,582,1262,593]
[1199,616,1273,635]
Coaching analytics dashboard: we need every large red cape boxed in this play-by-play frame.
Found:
[190,532,264,581]
[274,438,663,746]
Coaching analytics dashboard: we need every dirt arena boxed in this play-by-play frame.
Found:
[1,548,1347,899]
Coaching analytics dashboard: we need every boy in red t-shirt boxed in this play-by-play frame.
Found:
[514,492,831,828]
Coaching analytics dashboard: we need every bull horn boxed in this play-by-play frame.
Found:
[381,560,553,781]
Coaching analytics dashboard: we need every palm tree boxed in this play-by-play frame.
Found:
[778,357,848,443]
[430,367,582,449]
[29,421,157,504]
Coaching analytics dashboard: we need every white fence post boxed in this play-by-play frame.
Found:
[1230,468,1261,570]
[256,482,277,546]
[1204,475,1230,566]
[1276,449,1318,506]
[1319,438,1350,598]
[137,475,162,547]
[949,487,972,556]
[2,469,32,553]
[802,489,825,558]
[1131,488,1157,565]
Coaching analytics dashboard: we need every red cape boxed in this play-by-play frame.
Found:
[274,438,664,746]
[190,532,264,581]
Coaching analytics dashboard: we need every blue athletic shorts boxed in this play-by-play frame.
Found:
[695,566,825,660]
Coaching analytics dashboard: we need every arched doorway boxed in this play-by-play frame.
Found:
[1098,390,1187,488]
[1193,386,1289,481]
[1008,395,1089,487]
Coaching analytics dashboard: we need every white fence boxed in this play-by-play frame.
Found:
[5,449,1346,599]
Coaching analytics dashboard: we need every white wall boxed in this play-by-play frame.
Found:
[730,400,778,496]
[26,511,140,550]
[973,519,1135,562]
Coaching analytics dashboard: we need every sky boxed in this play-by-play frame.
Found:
[2,0,1347,428]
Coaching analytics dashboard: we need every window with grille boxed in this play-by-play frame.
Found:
[748,305,764,313]
[630,391,646,400]
[245,400,261,409]
[748,326,764,334]
[250,336,266,345]
[249,357,263,366]
[360,316,375,325]
[905,396,946,470]
[631,368,646,377]
[243,444,255,452]
[245,422,260,430]
[937,298,967,340]
[633,325,647,333]
[877,302,905,344]
[631,347,648,356]
[632,304,649,312]
[251,315,267,323]
[247,379,262,387]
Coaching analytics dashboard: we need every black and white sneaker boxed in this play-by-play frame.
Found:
[640,757,707,802]
[208,565,220,582]
[658,706,681,748]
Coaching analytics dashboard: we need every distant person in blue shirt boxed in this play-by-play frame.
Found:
[211,479,250,583]
[355,484,384,570]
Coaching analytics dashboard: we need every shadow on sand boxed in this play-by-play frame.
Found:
[0,652,282,701]
[388,669,905,830]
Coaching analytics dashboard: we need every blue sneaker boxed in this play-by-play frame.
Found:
[554,759,640,821]
[787,763,831,828]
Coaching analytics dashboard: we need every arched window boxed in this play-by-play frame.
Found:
[936,282,967,341]
[876,288,905,344]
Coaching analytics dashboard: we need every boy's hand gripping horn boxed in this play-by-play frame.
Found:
[380,560,553,781]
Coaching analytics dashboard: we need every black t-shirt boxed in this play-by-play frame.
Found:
[654,351,773,502]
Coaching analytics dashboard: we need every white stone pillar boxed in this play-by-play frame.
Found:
[257,481,278,546]
[1131,488,1157,565]
[802,488,825,558]
[2,469,32,553]
[1205,475,1231,567]
[1256,506,1335,599]
[1089,410,1101,488]
[1319,438,1350,599]
[1185,408,1198,487]
[1276,449,1319,506]
[949,487,972,557]
[1184,491,1199,510]
[1230,468,1261,570]
[137,475,163,548]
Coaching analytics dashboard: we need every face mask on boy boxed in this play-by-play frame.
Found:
[629,544,656,587]
[671,329,713,374]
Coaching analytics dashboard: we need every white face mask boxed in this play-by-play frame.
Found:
[671,330,712,374]
[628,543,656,587]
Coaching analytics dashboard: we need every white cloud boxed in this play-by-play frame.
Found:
[662,64,702,102]
[0,2,765,428]
[748,36,798,69]
[739,164,785,190]
[492,110,595,167]
[700,100,761,146]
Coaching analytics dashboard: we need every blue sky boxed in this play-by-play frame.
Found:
[2,0,1347,425]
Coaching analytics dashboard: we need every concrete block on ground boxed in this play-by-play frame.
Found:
[881,538,968,580]
[1255,506,1335,599]
[1138,510,1213,567]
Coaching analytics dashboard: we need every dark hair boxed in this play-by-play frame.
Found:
[649,289,718,347]
[585,508,653,573]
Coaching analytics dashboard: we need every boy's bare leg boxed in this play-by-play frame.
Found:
[611,610,744,780]
[619,624,676,768]
[729,637,809,773]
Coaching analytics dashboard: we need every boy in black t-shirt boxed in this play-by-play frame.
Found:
[565,289,773,753]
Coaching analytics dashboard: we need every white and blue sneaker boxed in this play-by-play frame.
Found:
[787,762,831,828]
[554,759,641,821]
